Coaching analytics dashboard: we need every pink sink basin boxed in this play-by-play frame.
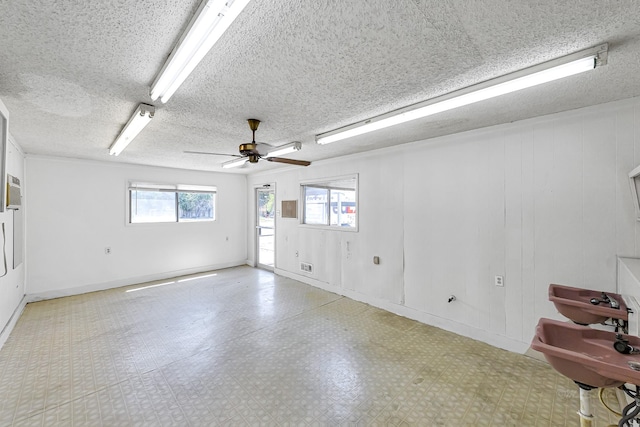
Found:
[549,284,628,325]
[531,318,640,388]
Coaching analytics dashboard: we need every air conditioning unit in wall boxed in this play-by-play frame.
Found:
[6,174,20,210]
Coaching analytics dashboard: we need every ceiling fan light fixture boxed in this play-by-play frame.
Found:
[222,157,248,168]
[109,104,155,156]
[150,0,251,103]
[264,141,301,158]
[315,44,608,145]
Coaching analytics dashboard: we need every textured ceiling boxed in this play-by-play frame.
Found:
[1,1,639,174]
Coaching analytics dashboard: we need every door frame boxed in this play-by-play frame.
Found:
[255,183,276,270]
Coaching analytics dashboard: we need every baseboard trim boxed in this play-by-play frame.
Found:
[274,267,530,354]
[0,295,27,350]
[28,261,248,302]
[274,268,340,293]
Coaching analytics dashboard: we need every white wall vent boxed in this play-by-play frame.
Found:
[300,262,313,273]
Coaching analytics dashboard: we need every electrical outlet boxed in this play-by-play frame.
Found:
[105,247,111,255]
[495,275,504,287]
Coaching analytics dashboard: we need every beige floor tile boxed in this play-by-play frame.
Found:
[0,266,626,426]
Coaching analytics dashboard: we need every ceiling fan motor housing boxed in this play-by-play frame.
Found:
[239,143,258,156]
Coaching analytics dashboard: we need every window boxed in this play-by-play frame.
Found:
[129,183,216,224]
[301,175,357,229]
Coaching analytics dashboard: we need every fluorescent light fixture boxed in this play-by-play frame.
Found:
[150,0,251,103]
[316,44,608,145]
[109,104,155,156]
[264,141,301,158]
[222,157,248,168]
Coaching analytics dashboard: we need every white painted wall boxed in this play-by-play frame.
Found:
[247,96,640,353]
[26,156,247,298]
[0,135,26,346]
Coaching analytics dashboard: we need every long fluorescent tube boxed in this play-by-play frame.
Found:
[222,157,248,168]
[264,141,301,158]
[150,0,251,103]
[109,104,155,156]
[316,44,608,145]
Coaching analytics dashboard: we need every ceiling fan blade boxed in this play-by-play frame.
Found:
[184,150,243,158]
[266,157,311,166]
[253,142,273,155]
[254,142,274,147]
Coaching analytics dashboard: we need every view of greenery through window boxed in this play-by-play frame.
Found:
[178,192,214,221]
[258,191,275,219]
[130,186,215,223]
[257,188,275,267]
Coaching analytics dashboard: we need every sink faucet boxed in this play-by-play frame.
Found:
[589,292,620,309]
[614,334,640,354]
[605,293,620,309]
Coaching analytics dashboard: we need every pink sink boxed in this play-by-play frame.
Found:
[531,318,640,388]
[549,284,628,325]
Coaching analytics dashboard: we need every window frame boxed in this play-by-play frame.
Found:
[300,174,358,232]
[126,181,217,225]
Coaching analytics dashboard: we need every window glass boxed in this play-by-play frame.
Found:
[258,190,275,227]
[130,190,176,223]
[129,183,216,224]
[178,192,215,222]
[329,188,356,227]
[301,175,357,229]
[303,186,329,225]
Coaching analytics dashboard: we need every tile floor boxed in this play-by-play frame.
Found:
[0,266,622,426]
